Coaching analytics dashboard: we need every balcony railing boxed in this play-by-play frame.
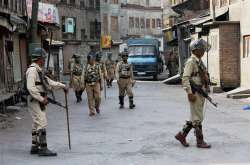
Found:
[0,0,26,16]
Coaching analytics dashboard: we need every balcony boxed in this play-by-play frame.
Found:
[128,28,162,37]
[0,0,25,16]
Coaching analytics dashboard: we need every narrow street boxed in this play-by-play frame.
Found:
[1,81,250,165]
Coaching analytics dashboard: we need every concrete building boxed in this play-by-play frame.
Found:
[43,0,101,74]
[205,0,250,89]
[0,0,28,111]
[101,0,163,59]
[162,0,210,80]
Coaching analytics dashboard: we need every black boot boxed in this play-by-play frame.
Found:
[107,80,110,88]
[175,121,193,147]
[194,125,211,149]
[79,90,83,101]
[129,97,136,109]
[30,131,39,154]
[119,96,124,109]
[38,129,57,156]
[110,79,113,87]
[75,91,80,103]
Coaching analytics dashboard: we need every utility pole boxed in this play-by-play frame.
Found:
[29,0,40,57]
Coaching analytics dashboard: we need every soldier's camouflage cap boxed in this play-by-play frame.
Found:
[87,53,96,61]
[31,48,47,61]
[121,49,129,57]
[96,51,102,59]
[190,38,211,52]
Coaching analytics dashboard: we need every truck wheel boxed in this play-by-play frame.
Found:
[153,75,158,81]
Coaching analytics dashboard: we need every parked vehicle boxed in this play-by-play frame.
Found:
[127,38,163,80]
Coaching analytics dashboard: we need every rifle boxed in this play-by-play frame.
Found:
[190,80,218,108]
[104,79,107,99]
[47,97,66,108]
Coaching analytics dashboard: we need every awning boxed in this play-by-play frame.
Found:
[190,8,229,26]
[0,16,13,32]
[112,40,123,45]
[215,7,229,18]
[190,16,212,26]
[10,15,27,33]
[45,39,64,46]
[10,15,27,26]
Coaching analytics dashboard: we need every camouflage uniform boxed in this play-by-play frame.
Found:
[105,54,115,88]
[116,52,135,109]
[71,61,85,102]
[84,61,102,116]
[96,52,107,80]
[175,38,211,149]
[27,48,66,156]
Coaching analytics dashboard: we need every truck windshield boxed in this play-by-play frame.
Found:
[128,46,155,56]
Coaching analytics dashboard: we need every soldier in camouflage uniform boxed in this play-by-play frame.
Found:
[84,54,103,116]
[96,51,107,80]
[116,50,135,109]
[26,48,68,156]
[105,52,115,88]
[70,54,85,103]
[175,38,211,149]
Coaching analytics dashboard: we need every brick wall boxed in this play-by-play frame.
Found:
[219,23,240,88]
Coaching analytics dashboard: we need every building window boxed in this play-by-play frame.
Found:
[146,0,149,6]
[90,20,101,39]
[103,14,108,34]
[70,0,75,5]
[111,16,118,32]
[129,17,134,28]
[90,22,95,39]
[243,36,250,58]
[146,19,150,29]
[96,0,100,10]
[60,0,67,3]
[89,0,94,9]
[152,19,156,28]
[140,18,145,29]
[14,0,18,12]
[4,0,8,8]
[80,0,85,9]
[212,0,219,7]
[62,16,76,34]
[135,17,140,28]
[81,29,86,40]
[111,0,118,4]
[220,0,228,7]
[156,18,161,28]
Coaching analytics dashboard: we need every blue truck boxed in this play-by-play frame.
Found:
[127,38,163,80]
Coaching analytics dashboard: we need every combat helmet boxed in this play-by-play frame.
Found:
[121,48,129,58]
[95,51,103,62]
[31,48,47,61]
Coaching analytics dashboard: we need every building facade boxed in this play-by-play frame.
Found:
[43,0,101,74]
[0,0,27,104]
[207,0,250,88]
[101,0,163,59]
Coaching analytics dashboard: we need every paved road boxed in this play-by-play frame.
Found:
[1,82,250,165]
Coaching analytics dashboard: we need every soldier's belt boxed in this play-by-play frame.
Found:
[73,73,82,76]
[35,82,43,86]
[120,76,130,79]
[86,80,100,84]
